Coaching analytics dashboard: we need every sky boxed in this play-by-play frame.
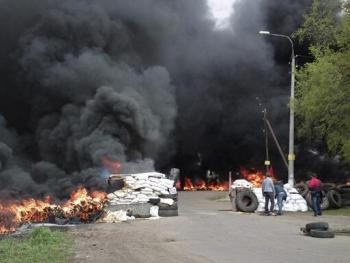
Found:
[207,0,235,28]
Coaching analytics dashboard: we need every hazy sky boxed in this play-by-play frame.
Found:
[207,0,235,28]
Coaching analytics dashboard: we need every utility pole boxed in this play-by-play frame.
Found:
[259,31,295,187]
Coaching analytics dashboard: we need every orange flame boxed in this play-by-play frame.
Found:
[101,157,121,174]
[240,167,273,187]
[0,186,107,234]
[177,177,229,191]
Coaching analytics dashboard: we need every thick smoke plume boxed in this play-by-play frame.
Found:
[0,0,319,199]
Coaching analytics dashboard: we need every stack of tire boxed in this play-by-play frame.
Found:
[294,182,342,210]
[337,184,350,207]
[157,193,179,217]
[301,222,335,238]
[235,188,259,213]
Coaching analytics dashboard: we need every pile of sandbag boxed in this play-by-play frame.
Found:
[103,172,177,222]
[253,183,308,212]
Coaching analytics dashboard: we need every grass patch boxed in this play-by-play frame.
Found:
[0,227,73,263]
[323,207,350,216]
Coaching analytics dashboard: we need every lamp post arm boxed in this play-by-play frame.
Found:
[268,33,294,55]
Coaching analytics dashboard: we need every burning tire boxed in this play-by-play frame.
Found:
[327,189,342,208]
[295,182,309,197]
[235,189,258,213]
[309,229,335,238]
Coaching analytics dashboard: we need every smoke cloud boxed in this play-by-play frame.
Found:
[0,0,316,199]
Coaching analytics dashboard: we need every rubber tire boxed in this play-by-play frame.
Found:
[309,229,335,238]
[322,183,336,192]
[337,184,350,191]
[148,198,160,205]
[305,222,329,232]
[305,192,312,208]
[295,182,309,197]
[235,189,259,213]
[158,209,178,217]
[338,185,350,206]
[305,192,329,210]
[320,196,330,210]
[158,202,178,210]
[327,189,342,208]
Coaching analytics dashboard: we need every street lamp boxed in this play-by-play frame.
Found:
[259,30,295,187]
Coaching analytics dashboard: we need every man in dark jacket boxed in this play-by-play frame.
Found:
[274,181,287,215]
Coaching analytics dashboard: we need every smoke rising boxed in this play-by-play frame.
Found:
[0,0,316,198]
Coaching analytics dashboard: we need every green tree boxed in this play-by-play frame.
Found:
[294,0,341,48]
[295,0,350,163]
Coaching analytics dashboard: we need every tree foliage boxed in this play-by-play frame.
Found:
[294,0,341,48]
[295,0,350,163]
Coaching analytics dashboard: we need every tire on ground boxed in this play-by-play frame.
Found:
[158,209,178,217]
[327,189,342,208]
[305,222,329,232]
[235,189,259,213]
[158,202,178,210]
[309,229,335,238]
[295,182,309,197]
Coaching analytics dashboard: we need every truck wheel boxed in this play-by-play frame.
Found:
[235,189,258,213]
[327,189,342,208]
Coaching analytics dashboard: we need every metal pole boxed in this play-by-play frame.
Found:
[263,109,270,174]
[258,31,295,187]
[288,47,295,187]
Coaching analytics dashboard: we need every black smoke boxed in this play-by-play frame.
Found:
[3,0,340,199]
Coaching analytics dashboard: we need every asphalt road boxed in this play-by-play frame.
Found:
[72,191,350,263]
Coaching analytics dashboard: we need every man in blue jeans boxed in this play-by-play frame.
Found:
[274,181,287,215]
[308,173,323,216]
[262,172,275,215]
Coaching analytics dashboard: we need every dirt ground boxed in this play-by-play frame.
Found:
[70,191,350,263]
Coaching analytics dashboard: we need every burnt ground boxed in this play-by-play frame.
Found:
[70,191,350,263]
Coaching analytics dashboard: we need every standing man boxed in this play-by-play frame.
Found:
[262,172,275,215]
[308,173,323,216]
[229,184,237,212]
[274,181,287,215]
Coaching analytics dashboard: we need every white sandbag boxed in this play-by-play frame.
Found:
[159,198,174,205]
[231,179,253,189]
[102,210,129,222]
[107,193,117,200]
[150,206,159,217]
